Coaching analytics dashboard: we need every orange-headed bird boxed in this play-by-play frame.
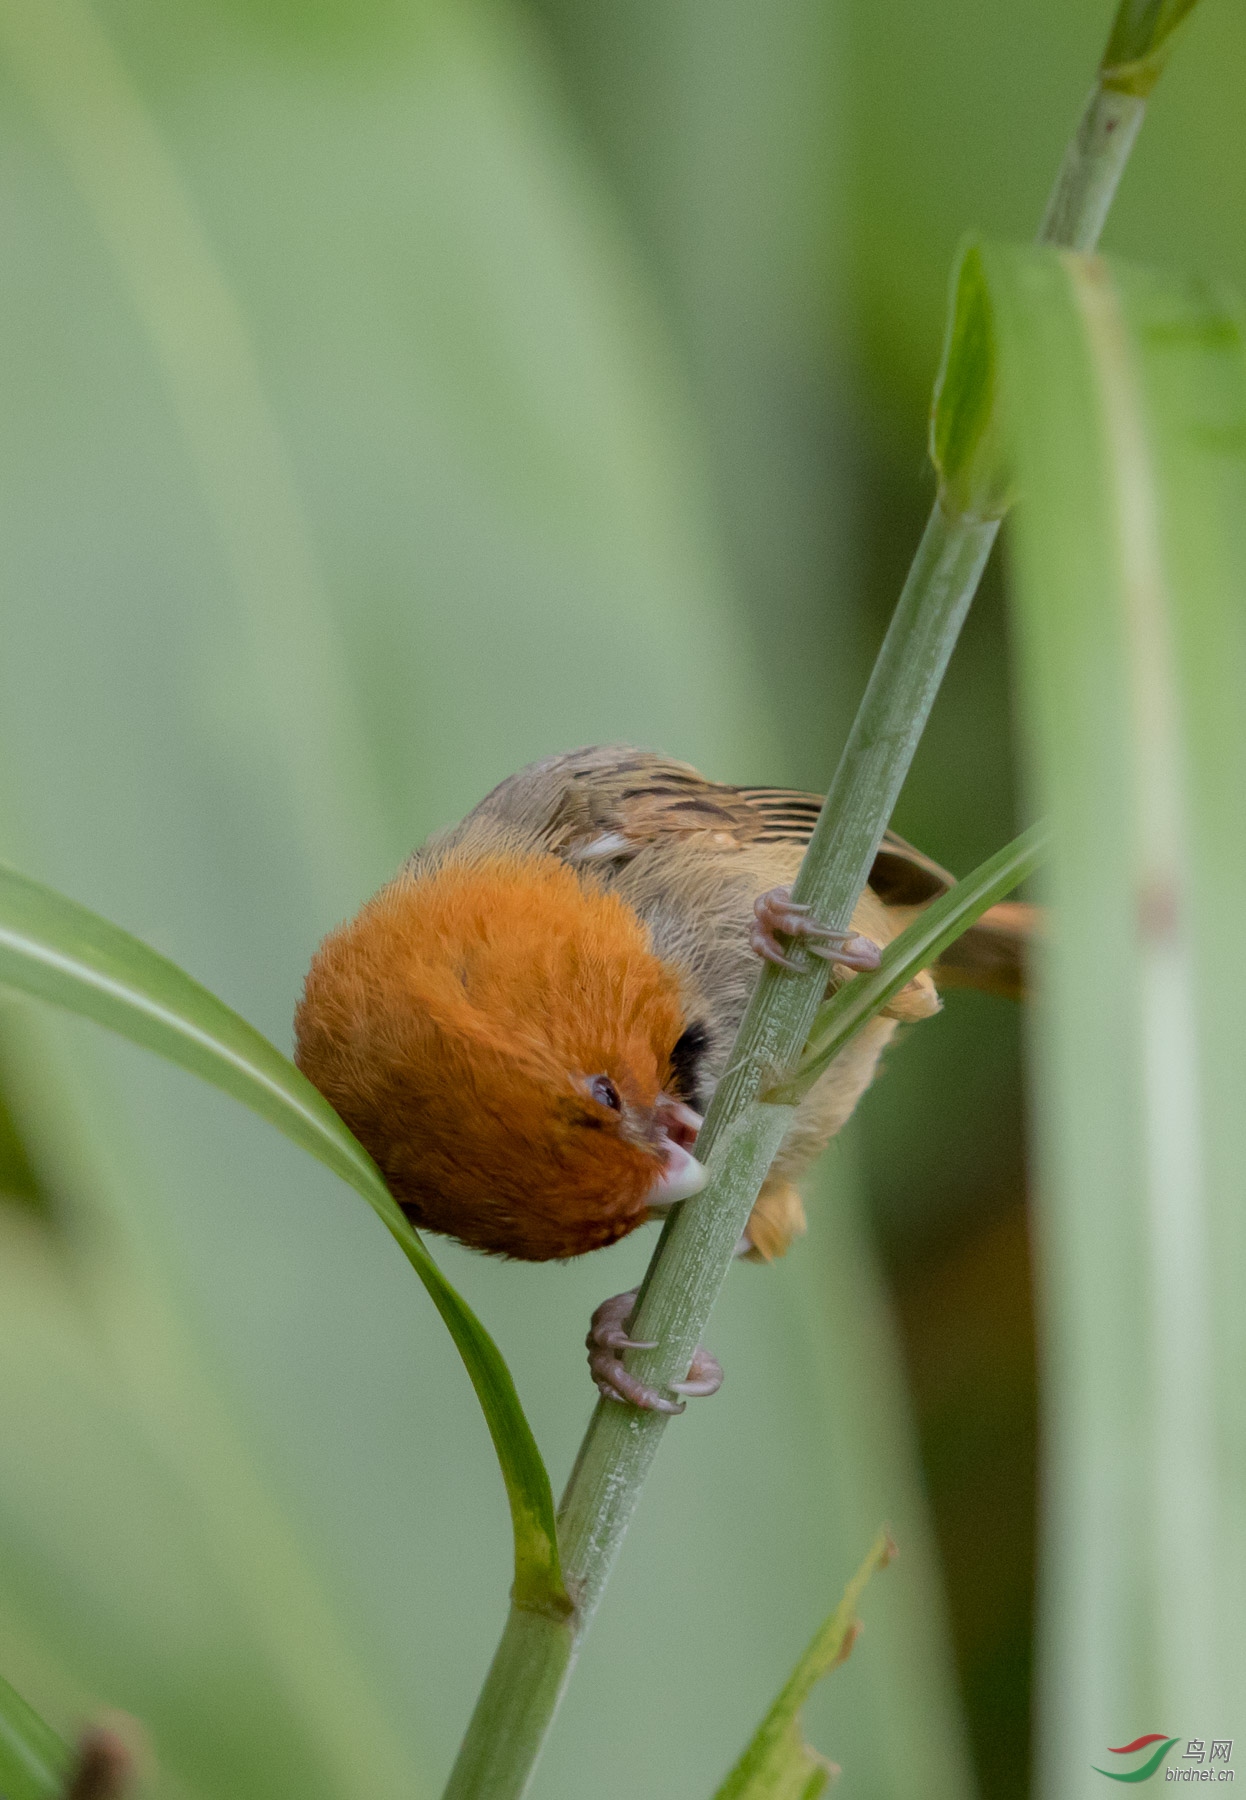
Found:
[294,746,1030,1411]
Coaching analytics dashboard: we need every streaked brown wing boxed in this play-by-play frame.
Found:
[726,787,955,905]
[551,750,957,905]
[548,750,766,858]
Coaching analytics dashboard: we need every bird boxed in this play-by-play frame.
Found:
[293,745,1033,1413]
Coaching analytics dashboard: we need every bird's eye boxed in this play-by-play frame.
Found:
[588,1074,622,1112]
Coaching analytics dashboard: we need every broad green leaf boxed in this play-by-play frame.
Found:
[935,242,1246,1788]
[767,823,1046,1105]
[0,860,568,1619]
[0,1673,67,1800]
[711,1531,894,1800]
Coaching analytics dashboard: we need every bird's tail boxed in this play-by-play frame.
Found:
[931,900,1040,1003]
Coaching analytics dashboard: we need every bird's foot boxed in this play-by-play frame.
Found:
[750,886,881,974]
[587,1288,723,1414]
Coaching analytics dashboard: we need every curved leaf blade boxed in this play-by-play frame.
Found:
[710,1530,894,1800]
[0,861,568,1617]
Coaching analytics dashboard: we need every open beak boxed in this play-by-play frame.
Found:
[645,1098,707,1211]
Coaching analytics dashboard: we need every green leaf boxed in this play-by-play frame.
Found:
[766,823,1046,1105]
[942,241,1246,1782]
[0,1672,67,1800]
[710,1531,895,1800]
[0,861,568,1620]
[930,241,1015,522]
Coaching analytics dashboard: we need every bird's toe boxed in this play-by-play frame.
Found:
[751,886,880,972]
[586,1289,721,1413]
[669,1344,724,1398]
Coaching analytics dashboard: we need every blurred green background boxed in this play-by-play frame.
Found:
[0,0,1239,1796]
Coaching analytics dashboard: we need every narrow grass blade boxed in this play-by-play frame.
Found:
[0,1673,67,1800]
[767,824,1046,1104]
[710,1530,895,1800]
[936,240,1246,1787]
[0,862,567,1618]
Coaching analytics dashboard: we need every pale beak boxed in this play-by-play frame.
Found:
[646,1099,707,1211]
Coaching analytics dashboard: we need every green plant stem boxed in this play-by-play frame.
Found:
[1038,87,1145,253]
[442,1099,796,1800]
[445,519,1004,1800]
[442,1613,577,1800]
[442,5,1187,1793]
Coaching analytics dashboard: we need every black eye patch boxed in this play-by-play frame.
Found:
[668,1021,710,1111]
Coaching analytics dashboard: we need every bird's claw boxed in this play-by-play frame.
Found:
[750,887,881,974]
[587,1288,723,1414]
[669,1353,724,1398]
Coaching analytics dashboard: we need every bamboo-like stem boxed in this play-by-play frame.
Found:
[439,1613,577,1800]
[441,7,1194,1794]
[1038,87,1145,254]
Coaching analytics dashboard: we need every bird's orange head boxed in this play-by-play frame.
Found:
[293,850,705,1260]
